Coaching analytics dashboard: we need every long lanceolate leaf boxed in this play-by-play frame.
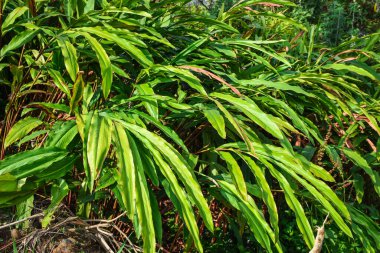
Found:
[213,99,254,151]
[0,147,69,179]
[1,6,29,32]
[146,144,203,252]
[4,117,43,148]
[211,93,285,142]
[252,143,350,233]
[219,151,248,200]
[1,0,379,252]
[258,157,315,249]
[0,29,39,58]
[80,32,113,98]
[238,154,280,242]
[217,180,279,252]
[57,36,79,82]
[121,122,213,230]
[76,27,153,68]
[112,122,136,217]
[107,115,212,252]
[85,112,112,192]
[272,159,352,237]
[343,149,380,196]
[128,134,156,253]
[132,110,188,152]
[203,108,226,139]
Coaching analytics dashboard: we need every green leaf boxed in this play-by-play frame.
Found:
[129,135,156,253]
[239,154,279,241]
[18,130,48,147]
[29,102,70,113]
[70,73,85,113]
[218,180,273,251]
[57,36,79,82]
[107,117,209,252]
[222,40,291,67]
[343,149,380,196]
[259,158,314,249]
[45,120,78,149]
[64,0,74,21]
[0,147,69,179]
[2,6,29,31]
[212,99,253,151]
[80,32,113,98]
[4,117,43,148]
[239,79,315,97]
[203,108,226,139]
[149,188,163,243]
[135,83,158,120]
[85,112,112,192]
[16,195,34,229]
[349,206,380,250]
[323,64,380,81]
[0,174,18,192]
[171,37,208,64]
[112,122,136,218]
[36,154,78,181]
[174,17,239,33]
[212,93,283,140]
[0,29,40,58]
[132,110,188,152]
[153,65,207,96]
[274,159,352,237]
[48,69,71,98]
[84,0,95,13]
[252,143,347,220]
[41,179,69,228]
[120,121,213,232]
[353,174,364,203]
[149,148,203,252]
[219,152,247,200]
[77,27,153,68]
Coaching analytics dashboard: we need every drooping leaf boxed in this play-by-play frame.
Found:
[239,154,279,241]
[129,134,156,253]
[219,151,247,200]
[85,112,112,191]
[45,120,78,149]
[343,149,380,196]
[0,147,69,179]
[112,122,136,218]
[57,36,79,82]
[4,117,43,148]
[77,27,153,68]
[41,179,69,228]
[70,73,85,113]
[2,6,29,31]
[80,32,113,98]
[203,108,226,139]
[0,29,39,58]
[48,69,71,98]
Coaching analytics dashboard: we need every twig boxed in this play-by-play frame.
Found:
[86,223,111,229]
[96,233,115,253]
[0,213,44,230]
[309,213,329,253]
[84,211,127,223]
[97,227,114,237]
[112,225,139,253]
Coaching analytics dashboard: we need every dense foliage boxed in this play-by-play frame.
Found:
[0,0,379,252]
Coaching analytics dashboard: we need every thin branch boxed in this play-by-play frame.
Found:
[84,211,127,223]
[0,213,44,230]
